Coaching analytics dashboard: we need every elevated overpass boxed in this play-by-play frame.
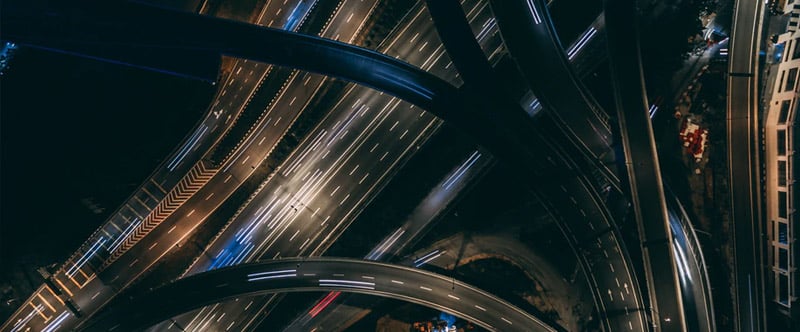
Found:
[726,0,767,330]
[80,258,557,332]
[489,0,620,189]
[604,0,686,330]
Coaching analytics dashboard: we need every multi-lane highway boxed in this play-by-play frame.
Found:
[727,0,767,331]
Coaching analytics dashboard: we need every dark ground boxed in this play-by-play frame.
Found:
[0,47,213,320]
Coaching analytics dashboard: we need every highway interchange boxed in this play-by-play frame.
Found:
[0,0,769,331]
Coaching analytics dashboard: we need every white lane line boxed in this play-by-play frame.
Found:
[474,305,486,311]
[391,280,404,284]
[318,279,376,288]
[447,294,460,300]
[358,105,369,117]
[501,317,513,325]
[420,45,443,69]
[420,286,432,291]
[247,270,296,282]
[297,236,310,251]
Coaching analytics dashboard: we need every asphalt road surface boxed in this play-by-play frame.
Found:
[726,0,767,331]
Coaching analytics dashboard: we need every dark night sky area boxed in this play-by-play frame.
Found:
[0,47,214,278]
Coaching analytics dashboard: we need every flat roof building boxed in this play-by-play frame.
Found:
[765,22,800,322]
